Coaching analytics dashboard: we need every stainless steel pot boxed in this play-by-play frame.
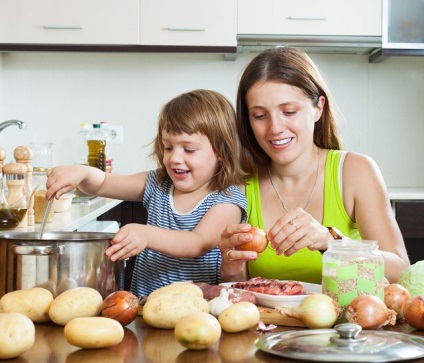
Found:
[0,232,124,299]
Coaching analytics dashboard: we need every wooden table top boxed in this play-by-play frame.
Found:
[11,316,424,363]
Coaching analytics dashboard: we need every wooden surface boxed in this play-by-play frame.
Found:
[8,314,416,363]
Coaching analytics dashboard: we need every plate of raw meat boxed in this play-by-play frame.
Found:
[220,277,322,308]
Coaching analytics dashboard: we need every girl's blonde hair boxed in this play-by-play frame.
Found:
[153,89,246,191]
[236,47,343,175]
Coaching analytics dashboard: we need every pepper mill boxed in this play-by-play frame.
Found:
[3,162,28,228]
[15,146,34,226]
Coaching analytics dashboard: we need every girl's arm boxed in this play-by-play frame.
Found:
[343,152,410,282]
[46,165,147,202]
[106,202,244,261]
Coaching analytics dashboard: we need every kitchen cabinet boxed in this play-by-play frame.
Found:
[394,201,424,265]
[98,201,147,290]
[139,0,237,47]
[238,0,381,37]
[0,0,139,45]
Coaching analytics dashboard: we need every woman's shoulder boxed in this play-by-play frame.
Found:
[343,151,380,173]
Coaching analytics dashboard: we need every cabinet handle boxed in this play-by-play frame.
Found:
[43,25,83,30]
[287,16,326,21]
[165,27,206,32]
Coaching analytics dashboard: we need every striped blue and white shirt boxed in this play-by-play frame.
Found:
[130,169,247,296]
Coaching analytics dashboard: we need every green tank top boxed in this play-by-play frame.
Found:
[246,149,360,284]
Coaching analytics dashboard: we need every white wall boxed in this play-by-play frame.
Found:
[0,51,423,188]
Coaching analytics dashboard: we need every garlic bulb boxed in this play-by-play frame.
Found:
[208,289,233,316]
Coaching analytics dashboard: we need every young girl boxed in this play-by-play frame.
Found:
[46,89,247,296]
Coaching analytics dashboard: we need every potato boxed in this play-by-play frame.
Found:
[49,287,103,326]
[147,282,203,301]
[0,287,54,322]
[0,312,35,359]
[174,312,221,350]
[218,302,260,333]
[64,317,124,349]
[143,293,209,329]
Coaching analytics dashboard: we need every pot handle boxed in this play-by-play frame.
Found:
[11,245,65,255]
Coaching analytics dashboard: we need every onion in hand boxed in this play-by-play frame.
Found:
[403,296,424,330]
[239,226,268,253]
[345,295,396,330]
[101,290,139,326]
[276,293,340,329]
[384,283,411,320]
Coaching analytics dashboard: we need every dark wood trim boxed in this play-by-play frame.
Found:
[0,43,237,54]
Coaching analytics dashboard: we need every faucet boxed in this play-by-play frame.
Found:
[0,120,27,133]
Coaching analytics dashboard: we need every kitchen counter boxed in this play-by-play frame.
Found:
[388,187,424,201]
[13,316,424,363]
[10,197,123,233]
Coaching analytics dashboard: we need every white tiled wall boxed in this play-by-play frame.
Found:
[0,51,423,187]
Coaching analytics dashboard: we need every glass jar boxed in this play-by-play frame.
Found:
[322,240,385,308]
[32,167,54,224]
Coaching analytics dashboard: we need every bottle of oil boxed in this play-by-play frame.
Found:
[87,123,106,171]
[100,121,113,173]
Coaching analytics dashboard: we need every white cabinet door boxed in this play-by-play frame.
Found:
[238,0,381,37]
[139,0,237,47]
[0,0,139,44]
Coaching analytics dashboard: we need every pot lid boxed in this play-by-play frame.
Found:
[256,323,424,362]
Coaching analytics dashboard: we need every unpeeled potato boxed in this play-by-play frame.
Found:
[0,287,54,323]
[174,312,221,350]
[143,293,209,329]
[64,317,124,349]
[0,312,35,359]
[49,287,103,326]
[147,282,203,301]
[218,302,260,333]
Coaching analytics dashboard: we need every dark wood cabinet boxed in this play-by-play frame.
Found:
[97,201,147,290]
[394,201,424,264]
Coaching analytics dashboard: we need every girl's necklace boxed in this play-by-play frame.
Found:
[267,148,320,213]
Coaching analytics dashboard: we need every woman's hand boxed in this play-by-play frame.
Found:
[105,224,148,261]
[267,208,333,255]
[219,224,259,281]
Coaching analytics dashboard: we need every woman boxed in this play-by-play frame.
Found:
[220,47,409,284]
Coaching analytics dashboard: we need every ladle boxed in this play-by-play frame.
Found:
[38,195,54,239]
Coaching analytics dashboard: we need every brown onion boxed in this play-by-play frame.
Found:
[345,295,396,330]
[403,296,424,330]
[101,290,139,326]
[384,283,411,320]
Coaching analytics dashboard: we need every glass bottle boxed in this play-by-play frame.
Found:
[76,123,91,166]
[100,121,113,173]
[32,167,55,224]
[2,162,28,228]
[87,123,106,171]
[322,240,385,308]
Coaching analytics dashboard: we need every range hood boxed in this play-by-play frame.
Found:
[236,34,382,56]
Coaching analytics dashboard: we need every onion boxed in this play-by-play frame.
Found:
[384,283,411,320]
[403,296,424,330]
[345,295,396,330]
[276,293,340,329]
[101,290,140,326]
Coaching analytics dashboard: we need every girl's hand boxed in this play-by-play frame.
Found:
[219,224,259,280]
[46,165,88,199]
[267,208,333,255]
[105,224,148,261]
